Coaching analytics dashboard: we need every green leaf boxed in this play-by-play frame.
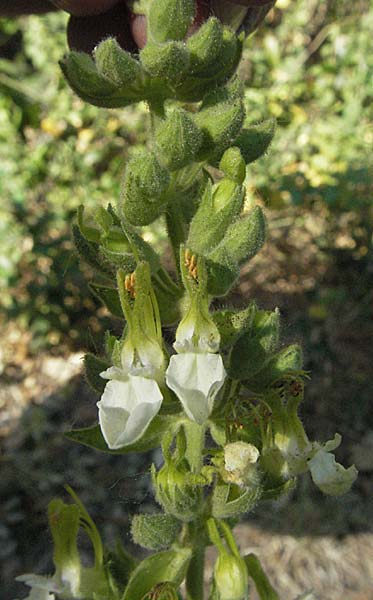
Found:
[105,540,138,592]
[212,303,257,349]
[84,353,110,394]
[72,224,113,278]
[122,547,191,600]
[65,415,181,454]
[89,283,124,319]
[244,553,279,600]
[249,344,304,389]
[229,308,280,380]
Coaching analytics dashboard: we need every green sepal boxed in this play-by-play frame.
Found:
[153,272,182,326]
[94,37,141,87]
[177,28,242,102]
[122,547,192,600]
[89,283,124,319]
[120,150,170,226]
[65,415,180,454]
[211,481,262,519]
[105,540,137,592]
[248,344,304,389]
[131,513,181,550]
[208,421,227,446]
[244,553,279,600]
[152,462,203,522]
[48,499,80,578]
[61,51,118,97]
[148,0,195,43]
[140,41,190,83]
[194,85,245,163]
[210,205,266,267]
[60,51,140,108]
[187,178,244,255]
[229,308,280,380]
[155,108,203,171]
[212,302,257,349]
[99,247,136,272]
[187,17,223,76]
[234,119,275,165]
[260,477,296,501]
[77,204,101,243]
[84,353,111,394]
[206,256,239,298]
[119,221,161,273]
[72,224,113,278]
[206,206,266,297]
[219,147,246,184]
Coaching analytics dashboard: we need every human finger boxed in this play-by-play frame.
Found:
[51,0,120,16]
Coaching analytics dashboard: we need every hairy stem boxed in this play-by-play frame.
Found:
[185,539,205,600]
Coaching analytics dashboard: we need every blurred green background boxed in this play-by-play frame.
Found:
[1,1,372,598]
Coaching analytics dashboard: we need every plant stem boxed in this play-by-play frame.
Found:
[185,540,205,600]
[183,420,205,474]
[166,202,187,279]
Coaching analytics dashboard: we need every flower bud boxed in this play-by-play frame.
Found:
[206,206,266,296]
[194,86,245,163]
[94,37,141,86]
[120,150,170,226]
[155,108,203,171]
[187,17,224,75]
[140,41,190,82]
[61,50,117,100]
[214,552,249,600]
[131,514,181,550]
[233,119,275,165]
[188,178,244,256]
[219,147,246,184]
[213,205,266,266]
[148,0,195,43]
[152,462,202,521]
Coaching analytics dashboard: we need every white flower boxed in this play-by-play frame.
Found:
[121,335,165,381]
[15,574,59,600]
[165,352,226,424]
[308,434,358,496]
[174,296,221,354]
[97,368,163,449]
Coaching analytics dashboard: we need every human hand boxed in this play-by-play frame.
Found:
[1,1,276,54]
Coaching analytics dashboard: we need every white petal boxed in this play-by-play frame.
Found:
[308,449,358,496]
[97,377,163,449]
[100,366,128,381]
[166,353,226,424]
[16,574,57,600]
